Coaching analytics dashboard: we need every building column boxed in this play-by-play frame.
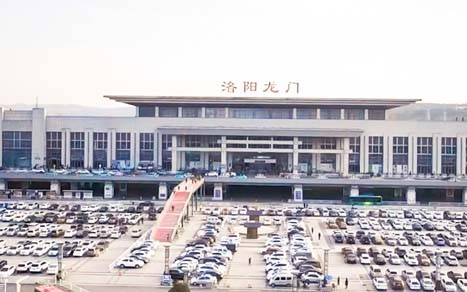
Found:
[435,135,442,174]
[406,186,416,205]
[350,185,359,197]
[384,135,391,174]
[65,129,71,168]
[292,184,303,202]
[463,188,467,205]
[384,136,394,174]
[462,137,467,175]
[88,130,94,168]
[31,108,46,167]
[171,135,178,172]
[342,137,349,176]
[158,182,167,200]
[110,129,116,162]
[410,135,417,174]
[60,129,66,168]
[0,179,6,191]
[221,136,227,173]
[104,181,114,199]
[292,137,299,174]
[363,136,369,173]
[106,130,112,168]
[456,135,462,176]
[129,132,136,168]
[156,131,162,168]
[0,108,3,167]
[83,130,91,168]
[213,183,223,200]
[135,132,140,167]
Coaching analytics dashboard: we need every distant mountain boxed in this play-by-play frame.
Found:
[0,104,134,117]
[2,102,467,121]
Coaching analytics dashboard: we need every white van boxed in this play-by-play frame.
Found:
[207,216,222,225]
[268,273,293,287]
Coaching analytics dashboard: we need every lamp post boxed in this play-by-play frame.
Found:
[57,242,64,282]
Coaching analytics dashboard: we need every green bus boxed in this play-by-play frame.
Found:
[348,194,383,206]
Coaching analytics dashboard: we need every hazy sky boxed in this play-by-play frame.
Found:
[0,0,466,107]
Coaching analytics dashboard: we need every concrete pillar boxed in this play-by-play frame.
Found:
[88,130,94,168]
[435,135,442,174]
[342,138,350,176]
[293,184,303,202]
[350,185,359,197]
[106,130,112,168]
[213,183,223,201]
[221,136,227,173]
[31,108,46,167]
[50,180,61,195]
[292,137,299,174]
[227,152,233,170]
[463,188,467,205]
[110,129,117,162]
[158,182,167,200]
[171,135,178,172]
[363,136,369,173]
[129,132,136,168]
[316,108,321,119]
[0,179,6,191]
[462,137,467,175]
[0,108,3,167]
[406,187,416,205]
[156,131,162,168]
[364,109,369,120]
[60,129,66,168]
[292,108,297,119]
[388,136,394,174]
[410,135,417,174]
[383,135,390,174]
[65,129,71,167]
[456,135,462,175]
[135,132,140,167]
[104,181,114,199]
[83,130,90,168]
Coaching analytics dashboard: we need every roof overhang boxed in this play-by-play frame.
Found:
[104,95,420,109]
[158,126,363,137]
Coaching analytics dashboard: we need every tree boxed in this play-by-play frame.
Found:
[168,281,190,292]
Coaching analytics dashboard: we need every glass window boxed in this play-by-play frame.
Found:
[344,109,364,120]
[441,137,457,174]
[70,132,85,168]
[298,137,313,149]
[320,138,336,149]
[2,131,32,168]
[392,136,408,173]
[417,137,432,174]
[296,108,318,119]
[139,133,154,161]
[159,106,178,117]
[116,132,131,161]
[368,109,385,120]
[320,108,341,120]
[228,108,293,119]
[205,107,226,118]
[368,136,383,174]
[93,132,108,169]
[161,134,173,170]
[182,107,201,118]
[138,106,155,117]
[46,132,62,169]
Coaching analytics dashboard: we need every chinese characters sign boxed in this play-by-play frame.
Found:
[221,81,300,94]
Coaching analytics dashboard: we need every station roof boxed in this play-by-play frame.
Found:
[104,95,420,109]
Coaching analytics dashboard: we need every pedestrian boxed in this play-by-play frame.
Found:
[345,278,349,289]
[166,234,170,241]
[318,232,321,240]
[141,217,144,224]
[248,257,251,265]
[311,227,314,234]
[171,205,175,212]
[337,276,340,286]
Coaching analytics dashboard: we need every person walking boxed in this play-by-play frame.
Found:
[248,257,251,265]
[337,276,340,286]
[318,232,321,240]
[171,205,175,212]
[311,227,314,234]
[345,278,349,289]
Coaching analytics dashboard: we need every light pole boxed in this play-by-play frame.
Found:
[57,243,64,282]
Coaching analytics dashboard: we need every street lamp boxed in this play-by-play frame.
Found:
[57,243,64,282]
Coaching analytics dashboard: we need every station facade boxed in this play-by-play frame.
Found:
[0,96,467,204]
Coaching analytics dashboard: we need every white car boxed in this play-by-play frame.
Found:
[30,261,48,273]
[190,274,217,287]
[398,237,409,246]
[117,257,144,269]
[373,277,388,291]
[16,261,33,273]
[0,265,15,277]
[131,228,143,238]
[64,229,76,238]
[406,277,421,290]
[0,245,7,255]
[47,263,59,275]
[420,278,435,291]
[7,245,22,255]
[420,236,434,246]
[441,277,457,292]
[389,254,401,265]
[33,245,50,257]
[39,203,50,209]
[457,279,467,292]
[360,253,371,265]
[110,230,121,239]
[73,247,88,257]
[20,244,37,256]
[404,254,418,266]
[458,237,467,247]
